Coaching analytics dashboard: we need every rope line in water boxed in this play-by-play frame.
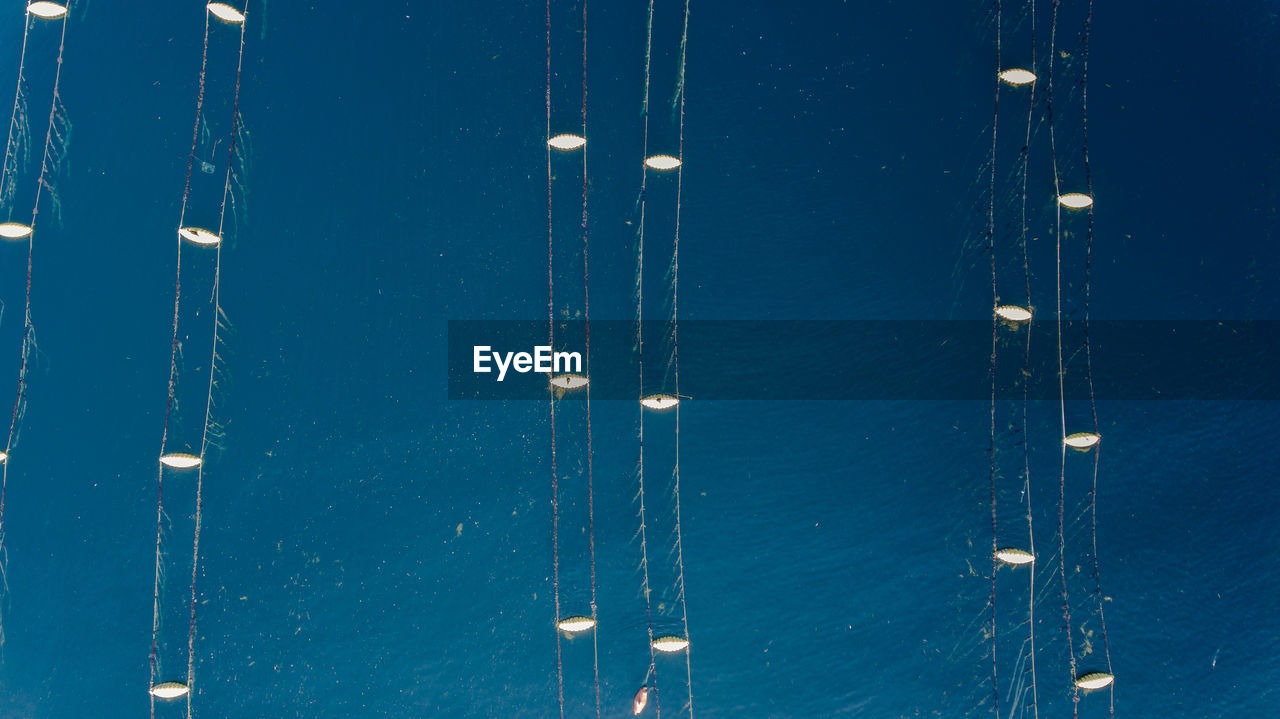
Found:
[635,2,661,713]
[670,2,695,714]
[1017,2,1041,716]
[579,2,603,715]
[634,0,695,714]
[544,2,566,716]
[986,2,1002,714]
[183,17,247,719]
[1045,2,1082,713]
[546,1,601,714]
[637,2,665,711]
[0,1,71,654]
[0,11,32,207]
[151,7,247,717]
[1077,4,1114,714]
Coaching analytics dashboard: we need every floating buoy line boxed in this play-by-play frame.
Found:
[983,0,1115,717]
[632,0,695,716]
[147,4,248,717]
[546,0,600,717]
[984,1,1041,715]
[1048,1,1114,715]
[0,0,73,650]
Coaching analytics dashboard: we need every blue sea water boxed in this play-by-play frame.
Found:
[0,1,1277,718]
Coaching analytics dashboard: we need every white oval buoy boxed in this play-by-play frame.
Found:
[149,681,190,699]
[207,2,246,24]
[1058,193,1094,209]
[652,635,689,653]
[1074,672,1114,690]
[998,68,1037,86]
[994,548,1035,565]
[644,155,682,171]
[995,305,1032,322]
[26,2,68,19]
[556,616,596,633]
[1064,432,1101,450]
[549,373,589,391]
[160,452,202,469]
[640,394,679,411]
[0,222,33,239]
[548,134,586,151]
[179,227,221,246]
[0,450,8,463]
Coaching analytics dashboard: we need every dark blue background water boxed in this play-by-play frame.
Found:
[0,1,1277,717]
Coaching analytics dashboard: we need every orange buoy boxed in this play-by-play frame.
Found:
[632,685,649,715]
